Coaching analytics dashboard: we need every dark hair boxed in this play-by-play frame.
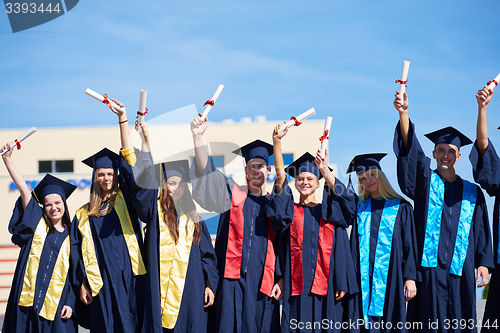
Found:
[42,200,71,235]
[160,182,201,246]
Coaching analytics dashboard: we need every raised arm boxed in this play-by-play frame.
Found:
[108,99,132,150]
[475,86,494,156]
[315,148,335,189]
[1,143,31,210]
[272,123,288,194]
[394,91,410,150]
[137,121,151,153]
[191,113,209,173]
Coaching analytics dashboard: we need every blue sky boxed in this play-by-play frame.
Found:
[1,0,500,189]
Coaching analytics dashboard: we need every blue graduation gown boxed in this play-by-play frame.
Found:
[469,139,500,331]
[134,155,219,333]
[190,157,281,333]
[3,196,77,333]
[266,181,358,333]
[394,121,494,333]
[70,153,146,332]
[348,197,417,333]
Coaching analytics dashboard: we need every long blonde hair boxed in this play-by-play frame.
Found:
[88,169,119,216]
[357,169,403,202]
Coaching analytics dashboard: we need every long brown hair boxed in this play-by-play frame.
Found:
[160,182,201,246]
[42,200,72,235]
[88,169,119,216]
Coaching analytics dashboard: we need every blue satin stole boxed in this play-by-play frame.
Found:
[421,171,477,275]
[357,198,400,327]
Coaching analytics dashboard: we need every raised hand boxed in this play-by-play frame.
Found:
[191,113,208,136]
[315,148,329,173]
[476,86,494,108]
[393,91,409,113]
[272,122,288,142]
[110,99,126,117]
[1,143,13,160]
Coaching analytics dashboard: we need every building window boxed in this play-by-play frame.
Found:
[38,161,52,173]
[211,155,225,168]
[268,153,293,166]
[38,160,74,173]
[191,155,225,168]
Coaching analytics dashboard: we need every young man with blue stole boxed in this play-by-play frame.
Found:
[393,90,494,333]
[190,114,283,333]
[469,85,500,331]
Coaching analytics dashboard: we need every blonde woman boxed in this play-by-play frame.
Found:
[347,154,417,332]
[70,100,147,332]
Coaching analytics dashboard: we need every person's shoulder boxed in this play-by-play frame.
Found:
[393,197,413,210]
[75,203,90,214]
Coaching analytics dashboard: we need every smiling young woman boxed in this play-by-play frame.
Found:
[1,142,78,333]
[136,145,218,333]
[346,153,417,332]
[70,99,147,333]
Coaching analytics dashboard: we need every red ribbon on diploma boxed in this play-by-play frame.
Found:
[319,130,329,143]
[102,93,113,110]
[291,116,302,126]
[395,79,408,87]
[487,80,498,87]
[15,139,21,150]
[136,107,148,118]
[203,100,215,106]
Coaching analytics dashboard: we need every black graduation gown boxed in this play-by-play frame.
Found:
[266,181,358,333]
[394,120,494,333]
[70,152,146,332]
[469,139,500,331]
[134,155,219,333]
[190,157,281,333]
[3,196,77,333]
[348,196,417,333]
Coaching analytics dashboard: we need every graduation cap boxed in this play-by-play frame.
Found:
[82,148,120,170]
[346,153,387,175]
[232,139,273,164]
[424,126,472,151]
[33,174,77,203]
[284,152,331,180]
[155,160,191,183]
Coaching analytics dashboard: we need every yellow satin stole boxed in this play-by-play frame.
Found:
[157,201,194,329]
[18,219,71,321]
[75,189,146,297]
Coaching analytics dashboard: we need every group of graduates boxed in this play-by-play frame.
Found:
[0,85,499,333]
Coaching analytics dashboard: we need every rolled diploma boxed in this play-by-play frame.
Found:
[278,108,316,134]
[398,61,410,100]
[488,73,500,90]
[201,84,224,121]
[85,88,126,114]
[137,90,147,133]
[1,127,37,156]
[320,117,332,159]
